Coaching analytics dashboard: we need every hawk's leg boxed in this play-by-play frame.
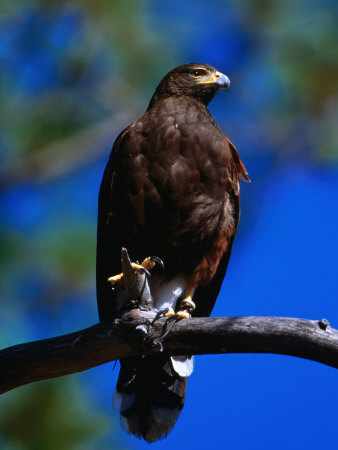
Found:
[176,284,196,318]
[107,256,164,286]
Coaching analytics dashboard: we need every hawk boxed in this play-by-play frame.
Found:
[96,63,249,442]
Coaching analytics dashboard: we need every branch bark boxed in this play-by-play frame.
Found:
[1,314,337,394]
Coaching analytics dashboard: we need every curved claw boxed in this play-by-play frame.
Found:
[159,314,180,339]
[152,339,164,352]
[149,256,165,270]
[150,307,170,325]
[138,266,151,277]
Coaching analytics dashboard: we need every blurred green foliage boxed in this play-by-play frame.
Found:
[0,379,110,450]
[237,0,338,162]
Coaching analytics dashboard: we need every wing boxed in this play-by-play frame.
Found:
[96,114,184,320]
[96,126,131,321]
[194,137,250,317]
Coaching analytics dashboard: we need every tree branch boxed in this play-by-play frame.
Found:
[2,250,336,395]
[1,314,337,394]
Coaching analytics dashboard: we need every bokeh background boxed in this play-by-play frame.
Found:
[1,1,337,449]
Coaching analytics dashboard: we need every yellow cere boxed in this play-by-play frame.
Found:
[196,70,223,84]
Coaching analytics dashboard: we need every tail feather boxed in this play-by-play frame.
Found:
[113,355,190,443]
[171,355,194,377]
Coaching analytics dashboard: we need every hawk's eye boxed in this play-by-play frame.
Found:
[190,69,208,77]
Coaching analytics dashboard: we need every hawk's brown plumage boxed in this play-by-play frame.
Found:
[96,63,249,442]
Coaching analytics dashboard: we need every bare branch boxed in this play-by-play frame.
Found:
[1,314,337,395]
[1,250,337,394]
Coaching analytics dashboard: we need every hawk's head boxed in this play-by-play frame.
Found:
[148,63,230,108]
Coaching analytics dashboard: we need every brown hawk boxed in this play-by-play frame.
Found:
[96,63,249,442]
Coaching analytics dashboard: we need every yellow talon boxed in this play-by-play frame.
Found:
[163,307,175,317]
[176,310,191,319]
[140,257,156,271]
[178,289,196,310]
[130,262,148,272]
[107,264,147,286]
[176,285,196,318]
[107,273,124,286]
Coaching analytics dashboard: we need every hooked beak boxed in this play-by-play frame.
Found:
[214,71,231,90]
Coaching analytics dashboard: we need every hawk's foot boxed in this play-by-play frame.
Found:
[107,264,150,287]
[150,307,173,325]
[152,301,193,343]
[163,307,175,317]
[107,255,164,286]
[176,297,196,318]
[175,310,191,319]
[140,256,164,271]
